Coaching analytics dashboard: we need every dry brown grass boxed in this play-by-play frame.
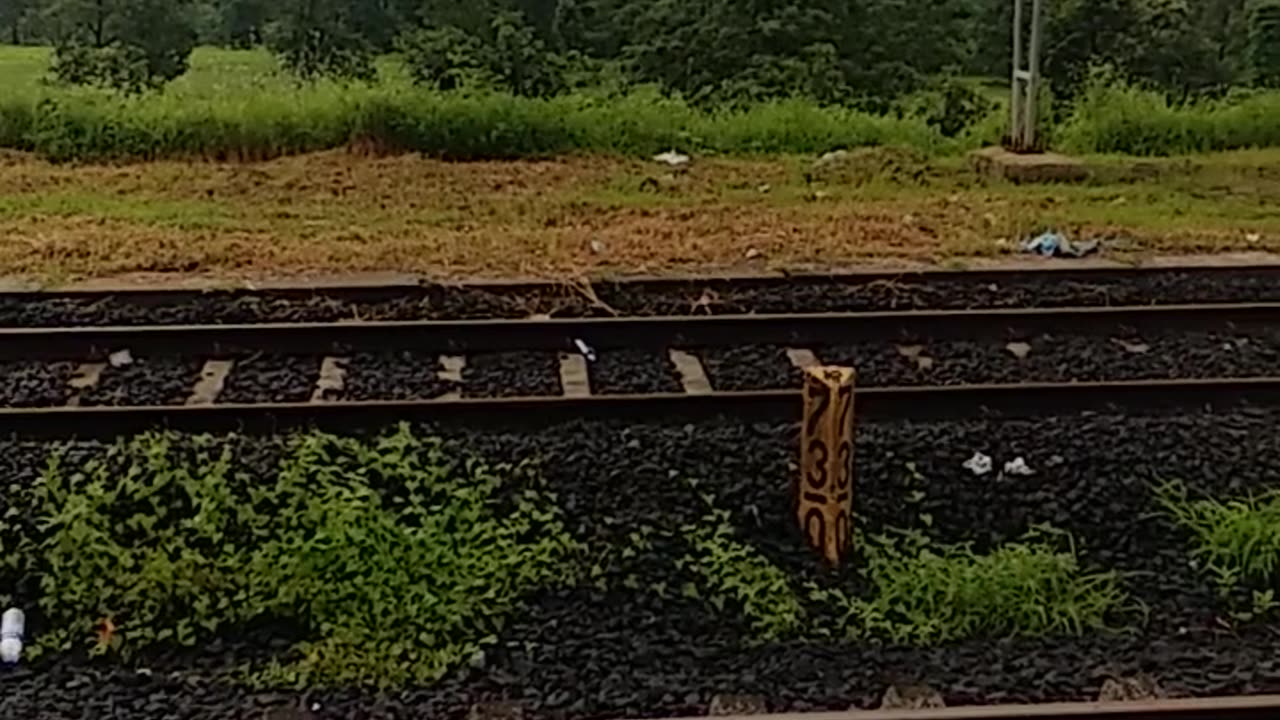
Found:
[1,149,1278,283]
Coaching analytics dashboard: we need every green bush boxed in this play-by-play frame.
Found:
[678,506,807,640]
[19,426,579,687]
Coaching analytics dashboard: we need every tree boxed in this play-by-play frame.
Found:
[266,0,384,80]
[1252,2,1280,87]
[0,0,36,44]
[1132,0,1229,98]
[1046,0,1147,98]
[399,25,489,90]
[487,10,566,96]
[197,0,268,47]
[613,0,970,107]
[400,11,567,96]
[45,0,197,92]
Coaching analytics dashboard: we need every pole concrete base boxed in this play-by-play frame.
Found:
[970,146,1089,184]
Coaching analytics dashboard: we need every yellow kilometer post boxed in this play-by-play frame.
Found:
[797,366,856,566]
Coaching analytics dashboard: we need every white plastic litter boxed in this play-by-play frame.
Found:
[963,452,993,476]
[1006,342,1032,359]
[108,349,134,368]
[1,608,24,664]
[573,339,597,362]
[1003,457,1035,476]
[653,150,690,168]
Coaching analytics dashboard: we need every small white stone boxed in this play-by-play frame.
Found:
[1003,457,1034,476]
[108,349,134,368]
[963,452,993,476]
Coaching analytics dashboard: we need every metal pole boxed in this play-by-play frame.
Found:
[1026,0,1044,150]
[1010,0,1024,145]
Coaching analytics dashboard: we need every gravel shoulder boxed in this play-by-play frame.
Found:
[3,409,1279,718]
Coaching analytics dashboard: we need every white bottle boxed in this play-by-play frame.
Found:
[1,608,24,664]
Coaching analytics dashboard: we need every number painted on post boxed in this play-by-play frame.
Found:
[836,440,852,490]
[837,384,853,429]
[805,380,831,436]
[804,507,827,553]
[806,439,828,489]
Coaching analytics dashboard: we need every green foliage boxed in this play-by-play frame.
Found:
[613,0,969,107]
[399,12,567,96]
[1251,3,1280,88]
[1046,0,1230,101]
[44,0,197,92]
[898,77,996,138]
[678,507,806,640]
[25,426,578,686]
[0,73,952,161]
[3,0,1272,109]
[486,10,566,97]
[399,26,489,91]
[266,0,379,80]
[677,494,1131,646]
[1157,481,1280,599]
[5,42,1280,160]
[1059,71,1280,154]
[814,526,1132,645]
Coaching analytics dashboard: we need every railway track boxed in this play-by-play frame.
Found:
[7,270,1280,717]
[3,301,1280,437]
[639,694,1280,719]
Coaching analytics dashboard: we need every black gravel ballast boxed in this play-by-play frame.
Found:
[3,408,1280,719]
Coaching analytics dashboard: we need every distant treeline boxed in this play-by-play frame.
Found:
[2,0,1278,106]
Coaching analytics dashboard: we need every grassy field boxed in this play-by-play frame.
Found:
[0,148,1276,282]
[1,45,1277,282]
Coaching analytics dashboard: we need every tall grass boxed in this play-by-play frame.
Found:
[1061,81,1280,155]
[0,83,957,161]
[2,45,1280,161]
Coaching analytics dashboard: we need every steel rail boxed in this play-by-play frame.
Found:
[2,302,1279,362]
[626,694,1280,720]
[5,259,1279,301]
[3,377,1278,439]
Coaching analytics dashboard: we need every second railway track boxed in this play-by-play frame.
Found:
[3,301,1280,436]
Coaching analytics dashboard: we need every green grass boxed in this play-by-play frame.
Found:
[1157,481,1280,602]
[0,191,235,229]
[1061,81,1280,155]
[679,494,1132,645]
[3,44,1279,161]
[825,526,1133,644]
